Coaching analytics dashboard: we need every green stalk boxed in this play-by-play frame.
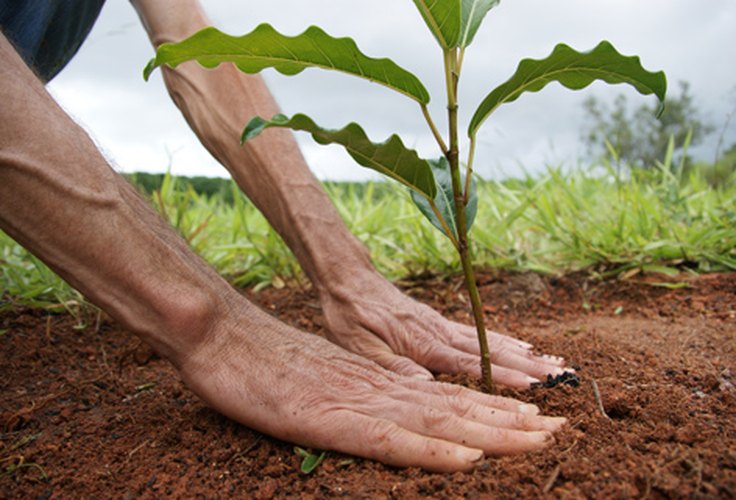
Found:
[443,49,493,393]
[421,104,449,155]
[463,137,477,205]
[428,199,460,250]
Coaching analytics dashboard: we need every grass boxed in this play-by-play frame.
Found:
[1,162,734,314]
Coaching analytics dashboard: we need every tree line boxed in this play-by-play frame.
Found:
[127,80,735,199]
[582,81,735,186]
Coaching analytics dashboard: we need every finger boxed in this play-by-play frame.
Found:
[458,351,548,389]
[491,348,575,382]
[368,399,557,456]
[454,326,568,372]
[402,377,542,416]
[321,410,484,472]
[419,342,542,388]
[383,386,566,433]
[434,386,565,431]
[454,324,533,350]
[457,325,567,367]
[488,329,535,351]
[417,407,556,454]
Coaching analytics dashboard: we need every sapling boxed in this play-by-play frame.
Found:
[145,0,666,393]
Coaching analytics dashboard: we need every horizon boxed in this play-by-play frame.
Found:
[48,0,736,181]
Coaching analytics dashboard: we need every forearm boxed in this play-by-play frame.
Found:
[0,33,241,365]
[131,0,377,295]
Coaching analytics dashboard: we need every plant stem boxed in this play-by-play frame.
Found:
[428,199,459,250]
[463,137,477,205]
[421,105,448,155]
[443,49,493,393]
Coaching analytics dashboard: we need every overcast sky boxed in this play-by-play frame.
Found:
[47,0,736,181]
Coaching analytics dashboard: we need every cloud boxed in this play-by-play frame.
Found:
[46,0,736,180]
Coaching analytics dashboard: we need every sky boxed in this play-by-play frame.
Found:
[47,0,736,181]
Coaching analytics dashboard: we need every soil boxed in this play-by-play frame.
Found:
[1,270,734,498]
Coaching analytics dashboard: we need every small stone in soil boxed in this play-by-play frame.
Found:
[531,371,581,389]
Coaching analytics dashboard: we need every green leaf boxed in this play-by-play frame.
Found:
[412,0,499,48]
[645,281,692,290]
[144,24,429,104]
[412,0,459,49]
[294,447,326,474]
[460,0,500,48]
[641,264,680,277]
[243,114,436,198]
[135,382,157,392]
[410,157,478,239]
[468,41,667,138]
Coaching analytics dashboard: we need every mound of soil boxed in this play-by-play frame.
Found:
[1,271,734,497]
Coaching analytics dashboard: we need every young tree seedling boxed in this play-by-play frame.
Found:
[145,0,666,393]
[294,446,327,474]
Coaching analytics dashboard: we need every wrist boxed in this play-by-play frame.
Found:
[315,262,396,305]
[132,0,210,48]
[307,236,382,296]
[134,277,243,369]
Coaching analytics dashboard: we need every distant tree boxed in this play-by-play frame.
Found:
[582,81,714,169]
[125,172,165,194]
[695,141,736,187]
[125,172,236,204]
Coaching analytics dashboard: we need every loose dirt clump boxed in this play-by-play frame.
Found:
[1,271,734,497]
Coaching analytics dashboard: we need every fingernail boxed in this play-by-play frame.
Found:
[538,431,556,447]
[544,355,566,365]
[518,403,540,415]
[459,447,484,464]
[412,372,434,381]
[518,341,534,349]
[549,367,576,377]
[522,431,555,450]
[525,375,542,386]
[543,416,568,432]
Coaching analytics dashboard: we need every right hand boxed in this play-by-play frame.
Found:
[176,303,566,472]
[320,269,571,387]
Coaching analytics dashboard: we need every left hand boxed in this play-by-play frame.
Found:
[320,271,570,388]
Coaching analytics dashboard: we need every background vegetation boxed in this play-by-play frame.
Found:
[2,159,734,314]
[583,82,736,186]
[2,86,735,314]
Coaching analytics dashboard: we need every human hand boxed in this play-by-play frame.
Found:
[320,271,570,387]
[177,304,566,472]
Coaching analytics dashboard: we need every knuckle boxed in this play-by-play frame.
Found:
[453,354,479,375]
[487,427,515,454]
[324,356,394,393]
[444,394,474,419]
[511,411,534,430]
[414,340,441,363]
[363,419,403,457]
[437,381,467,399]
[489,344,511,364]
[486,332,505,350]
[384,356,417,376]
[420,406,452,433]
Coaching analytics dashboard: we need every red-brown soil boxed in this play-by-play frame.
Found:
[1,271,734,498]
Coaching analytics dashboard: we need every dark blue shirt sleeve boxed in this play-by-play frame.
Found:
[0,0,105,82]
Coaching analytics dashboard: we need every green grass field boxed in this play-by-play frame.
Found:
[1,162,734,314]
